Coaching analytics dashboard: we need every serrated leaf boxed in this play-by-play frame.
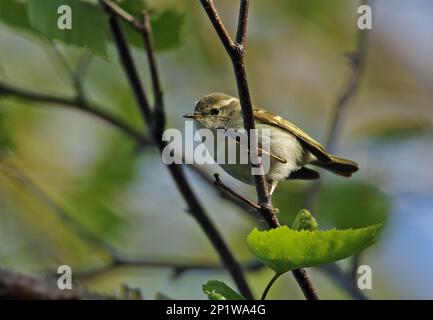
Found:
[202,280,245,300]
[27,0,109,57]
[247,224,381,275]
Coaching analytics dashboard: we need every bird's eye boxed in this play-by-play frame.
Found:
[210,108,220,115]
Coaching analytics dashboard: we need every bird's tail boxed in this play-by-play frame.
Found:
[311,155,359,177]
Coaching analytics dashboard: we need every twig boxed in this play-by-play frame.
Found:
[235,0,249,47]
[49,43,92,104]
[0,81,151,146]
[213,173,261,210]
[100,0,253,299]
[199,0,319,300]
[141,11,165,138]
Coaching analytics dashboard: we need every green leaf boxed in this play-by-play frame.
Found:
[151,9,185,51]
[0,0,33,32]
[202,280,245,300]
[247,224,381,275]
[118,1,184,51]
[292,209,319,231]
[27,0,108,57]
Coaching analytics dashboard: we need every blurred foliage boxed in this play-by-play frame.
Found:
[318,181,390,229]
[247,223,381,275]
[280,0,353,46]
[65,135,138,238]
[0,0,185,59]
[274,180,390,229]
[0,111,14,154]
[0,0,32,32]
[358,117,431,142]
[202,280,245,300]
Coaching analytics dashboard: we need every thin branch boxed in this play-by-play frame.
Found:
[0,80,151,146]
[199,0,236,54]
[189,165,259,214]
[101,0,144,31]
[142,11,165,138]
[103,2,152,123]
[235,0,249,47]
[213,173,261,210]
[100,0,253,299]
[49,43,92,104]
[199,0,319,300]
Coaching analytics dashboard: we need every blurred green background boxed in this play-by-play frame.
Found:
[1,0,433,299]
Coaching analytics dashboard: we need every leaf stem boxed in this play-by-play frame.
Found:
[261,273,281,300]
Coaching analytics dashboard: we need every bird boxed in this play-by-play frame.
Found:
[183,92,358,195]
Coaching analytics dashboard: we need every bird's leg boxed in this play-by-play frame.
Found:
[268,180,278,196]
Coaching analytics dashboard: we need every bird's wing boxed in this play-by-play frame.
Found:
[253,107,332,163]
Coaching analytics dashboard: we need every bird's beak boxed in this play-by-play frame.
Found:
[183,112,202,119]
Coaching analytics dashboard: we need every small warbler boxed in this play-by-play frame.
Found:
[183,93,358,195]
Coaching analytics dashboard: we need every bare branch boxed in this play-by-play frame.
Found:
[0,80,151,146]
[235,0,249,47]
[213,173,261,210]
[142,11,165,138]
[103,2,152,122]
[199,0,236,54]
[101,0,143,31]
